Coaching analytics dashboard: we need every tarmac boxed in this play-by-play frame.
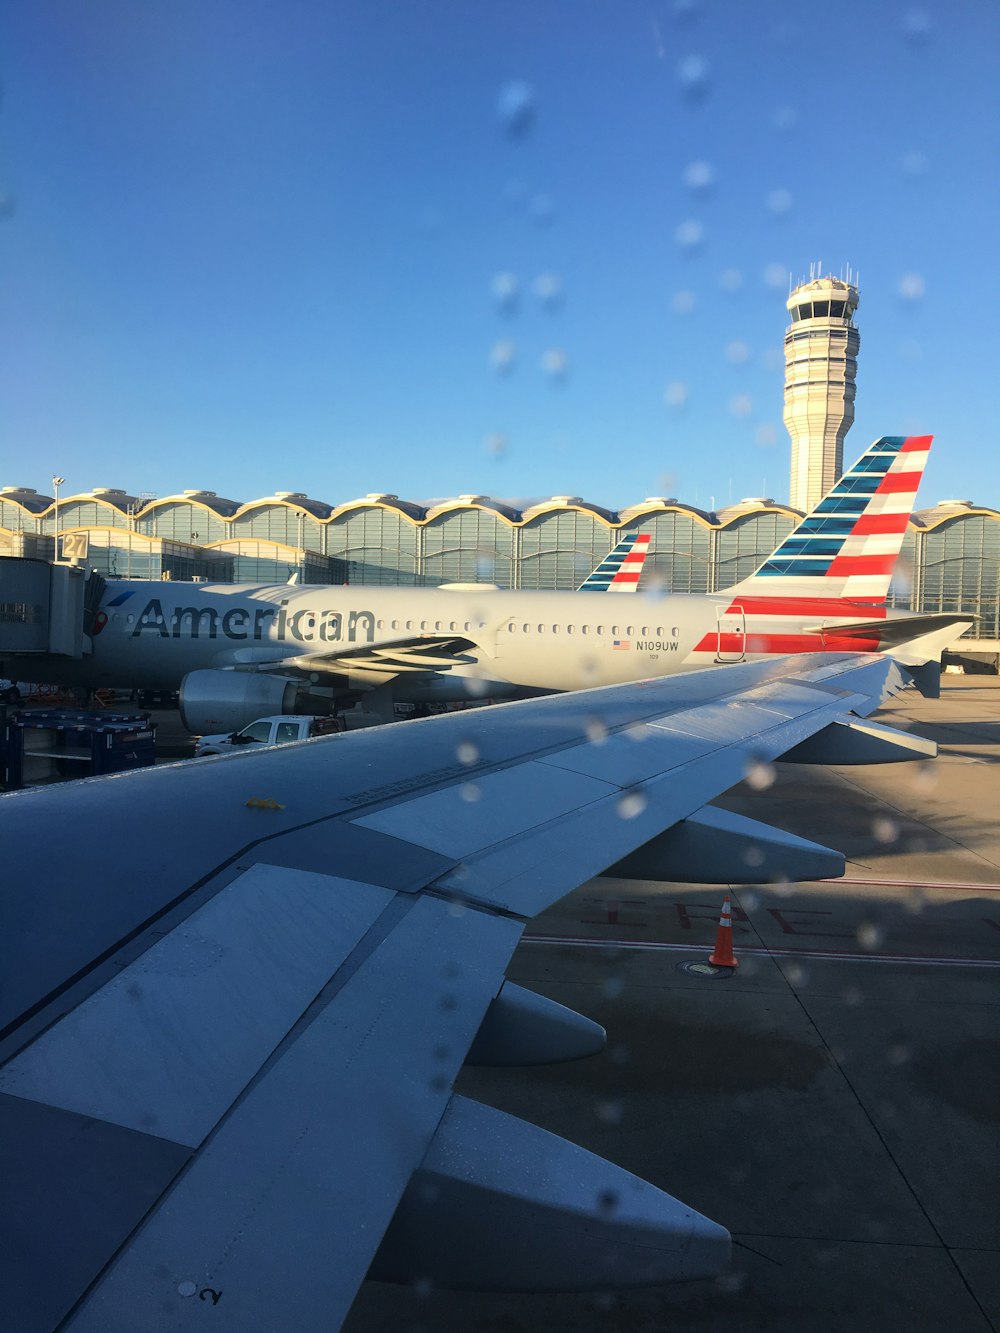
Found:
[341,676,1000,1333]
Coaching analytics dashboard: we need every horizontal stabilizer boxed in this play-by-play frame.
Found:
[467,982,606,1066]
[371,1095,730,1290]
[803,611,974,649]
[603,804,844,884]
[782,717,936,765]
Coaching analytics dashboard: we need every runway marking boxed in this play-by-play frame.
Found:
[522,933,1000,969]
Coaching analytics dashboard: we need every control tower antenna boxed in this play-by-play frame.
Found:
[783,270,860,511]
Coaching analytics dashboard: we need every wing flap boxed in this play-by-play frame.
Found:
[64,892,523,1331]
[0,866,393,1147]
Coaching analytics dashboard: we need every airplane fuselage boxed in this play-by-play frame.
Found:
[18,579,891,696]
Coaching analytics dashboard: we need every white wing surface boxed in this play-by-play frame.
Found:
[0,652,928,1331]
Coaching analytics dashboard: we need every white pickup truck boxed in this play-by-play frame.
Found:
[194,714,344,757]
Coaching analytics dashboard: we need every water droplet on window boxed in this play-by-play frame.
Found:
[675,219,704,251]
[460,781,481,803]
[900,149,929,177]
[726,340,749,365]
[872,816,899,845]
[610,1041,630,1065]
[595,1099,624,1125]
[676,54,711,101]
[541,347,569,381]
[719,267,743,293]
[0,191,15,220]
[762,262,789,289]
[745,756,776,790]
[414,1276,435,1298]
[489,339,516,375]
[857,920,884,951]
[888,1043,911,1066]
[475,551,496,579]
[784,961,808,986]
[585,717,608,743]
[664,379,688,409]
[729,393,753,418]
[771,105,798,132]
[177,1282,198,1298]
[670,289,697,316]
[456,740,478,765]
[625,722,651,743]
[528,192,556,225]
[843,985,862,1006]
[491,271,520,313]
[715,1270,748,1294]
[602,974,625,998]
[755,422,778,448]
[496,80,537,137]
[741,888,759,911]
[597,1188,620,1214]
[682,160,715,193]
[483,432,508,459]
[901,8,931,44]
[742,845,764,868]
[897,272,925,302]
[532,272,563,309]
[767,188,793,216]
[617,789,647,819]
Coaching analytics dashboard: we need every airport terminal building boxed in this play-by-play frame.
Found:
[1,484,997,651]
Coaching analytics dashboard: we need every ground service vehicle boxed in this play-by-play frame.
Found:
[194,714,343,757]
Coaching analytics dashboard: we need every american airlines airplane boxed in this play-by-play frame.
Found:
[17,436,969,732]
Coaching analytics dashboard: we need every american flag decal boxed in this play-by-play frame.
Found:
[613,639,631,651]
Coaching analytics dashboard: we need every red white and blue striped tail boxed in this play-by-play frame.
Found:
[725,436,931,603]
[578,532,651,592]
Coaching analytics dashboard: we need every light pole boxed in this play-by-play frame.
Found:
[52,475,65,562]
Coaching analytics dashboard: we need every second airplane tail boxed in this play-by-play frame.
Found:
[724,435,932,605]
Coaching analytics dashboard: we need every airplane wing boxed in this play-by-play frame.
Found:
[0,651,930,1332]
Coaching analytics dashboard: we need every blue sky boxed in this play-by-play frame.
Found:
[2,0,998,512]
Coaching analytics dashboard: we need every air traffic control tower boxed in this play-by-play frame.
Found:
[784,272,860,510]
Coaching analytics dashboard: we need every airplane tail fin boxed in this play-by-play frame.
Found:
[578,533,651,592]
[724,436,931,603]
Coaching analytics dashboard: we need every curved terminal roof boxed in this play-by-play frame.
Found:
[143,490,242,518]
[331,494,427,521]
[519,495,618,524]
[618,497,716,526]
[714,498,802,525]
[0,487,52,515]
[233,491,333,520]
[57,488,143,514]
[911,500,1000,531]
[423,495,523,523]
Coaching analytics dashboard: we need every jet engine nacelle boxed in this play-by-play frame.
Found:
[179,669,306,735]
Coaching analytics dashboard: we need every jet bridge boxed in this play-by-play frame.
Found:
[0,557,105,664]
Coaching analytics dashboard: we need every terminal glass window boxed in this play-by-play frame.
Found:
[423,509,515,587]
[519,511,610,590]
[329,506,420,585]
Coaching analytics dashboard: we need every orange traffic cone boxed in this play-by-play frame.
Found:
[708,894,739,968]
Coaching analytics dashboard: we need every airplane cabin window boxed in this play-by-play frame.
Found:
[612,625,620,635]
[597,625,605,635]
[627,625,635,635]
[522,623,529,632]
[566,624,574,635]
[449,621,457,631]
[391,619,399,630]
[420,620,428,630]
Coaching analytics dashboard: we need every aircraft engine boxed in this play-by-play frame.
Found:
[179,669,306,734]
